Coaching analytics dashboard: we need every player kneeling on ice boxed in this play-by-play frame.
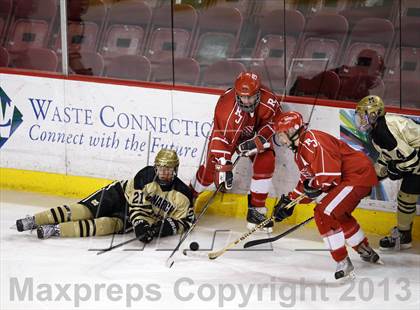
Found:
[190,72,282,232]
[272,111,381,280]
[16,149,195,243]
[355,95,420,251]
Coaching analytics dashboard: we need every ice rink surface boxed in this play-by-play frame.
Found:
[1,189,419,310]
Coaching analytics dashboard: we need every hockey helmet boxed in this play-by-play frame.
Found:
[154,149,179,187]
[234,72,261,113]
[273,111,306,152]
[355,95,385,132]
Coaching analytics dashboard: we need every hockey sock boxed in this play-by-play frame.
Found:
[397,191,417,231]
[59,217,123,237]
[34,203,93,225]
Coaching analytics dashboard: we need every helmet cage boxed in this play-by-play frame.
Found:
[235,91,260,113]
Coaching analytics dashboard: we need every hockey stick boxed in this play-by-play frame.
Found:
[207,194,305,260]
[243,216,314,248]
[165,155,241,268]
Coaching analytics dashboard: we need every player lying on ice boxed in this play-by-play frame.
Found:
[190,71,281,232]
[15,148,195,243]
[272,111,382,280]
[355,95,419,251]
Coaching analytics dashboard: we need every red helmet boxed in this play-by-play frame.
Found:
[273,111,305,133]
[234,72,261,113]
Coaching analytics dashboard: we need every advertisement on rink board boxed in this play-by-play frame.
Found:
[0,73,418,212]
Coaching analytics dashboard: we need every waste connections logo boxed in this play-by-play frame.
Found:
[0,87,23,148]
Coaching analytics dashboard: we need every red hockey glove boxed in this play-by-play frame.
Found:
[214,157,233,190]
[238,135,270,157]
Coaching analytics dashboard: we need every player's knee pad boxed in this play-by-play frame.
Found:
[314,206,339,234]
[69,203,93,221]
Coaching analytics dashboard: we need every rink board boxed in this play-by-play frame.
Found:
[0,72,419,239]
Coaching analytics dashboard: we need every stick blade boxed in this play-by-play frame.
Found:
[165,258,175,268]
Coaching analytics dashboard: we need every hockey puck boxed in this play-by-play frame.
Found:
[189,241,199,251]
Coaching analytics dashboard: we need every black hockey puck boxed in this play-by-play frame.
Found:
[189,241,199,251]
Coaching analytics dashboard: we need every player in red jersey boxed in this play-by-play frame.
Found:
[272,111,381,279]
[190,72,281,231]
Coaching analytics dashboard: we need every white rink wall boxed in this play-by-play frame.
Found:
[0,73,417,213]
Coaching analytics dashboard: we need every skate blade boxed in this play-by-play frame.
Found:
[336,271,356,283]
[376,259,385,265]
[9,224,17,230]
[379,244,412,252]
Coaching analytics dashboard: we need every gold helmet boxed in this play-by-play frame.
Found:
[355,95,385,132]
[155,148,179,168]
[154,149,179,187]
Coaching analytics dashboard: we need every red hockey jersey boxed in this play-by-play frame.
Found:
[208,87,281,161]
[291,130,378,198]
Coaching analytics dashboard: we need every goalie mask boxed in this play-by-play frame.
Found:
[154,149,179,187]
[355,95,385,132]
[273,111,307,153]
[234,72,261,113]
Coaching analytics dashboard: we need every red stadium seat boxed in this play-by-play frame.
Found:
[401,0,420,22]
[99,0,152,61]
[384,78,420,109]
[253,9,305,68]
[191,7,243,66]
[5,0,57,54]
[150,57,200,86]
[12,47,58,71]
[251,9,305,94]
[213,0,255,18]
[69,51,104,76]
[54,0,107,54]
[250,63,291,94]
[319,0,349,14]
[340,0,398,28]
[341,18,394,67]
[200,60,246,89]
[105,55,151,81]
[145,4,198,64]
[0,46,10,67]
[293,13,349,75]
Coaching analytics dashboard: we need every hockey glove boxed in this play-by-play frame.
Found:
[273,194,294,222]
[214,157,233,190]
[387,161,404,180]
[238,135,270,157]
[303,179,322,199]
[134,220,154,244]
[152,218,179,237]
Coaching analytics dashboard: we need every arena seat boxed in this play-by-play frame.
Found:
[293,13,348,76]
[150,57,200,86]
[69,51,104,76]
[145,4,197,64]
[341,18,394,67]
[5,0,57,54]
[12,47,58,71]
[191,7,243,66]
[105,55,151,81]
[401,0,420,23]
[99,0,152,61]
[200,60,246,89]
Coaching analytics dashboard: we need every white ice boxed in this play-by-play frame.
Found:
[1,189,419,310]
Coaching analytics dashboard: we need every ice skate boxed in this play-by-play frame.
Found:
[246,206,273,233]
[334,257,355,280]
[37,224,60,239]
[356,243,383,264]
[16,215,37,232]
[379,226,412,251]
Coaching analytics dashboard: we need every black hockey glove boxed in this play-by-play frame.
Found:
[273,194,294,222]
[152,218,179,238]
[134,220,154,244]
[238,135,270,157]
[303,179,322,199]
[387,161,404,180]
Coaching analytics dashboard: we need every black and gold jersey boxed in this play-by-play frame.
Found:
[371,115,420,176]
[123,166,195,234]
[79,166,194,235]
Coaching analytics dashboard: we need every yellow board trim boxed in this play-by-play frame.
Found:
[1,167,419,240]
